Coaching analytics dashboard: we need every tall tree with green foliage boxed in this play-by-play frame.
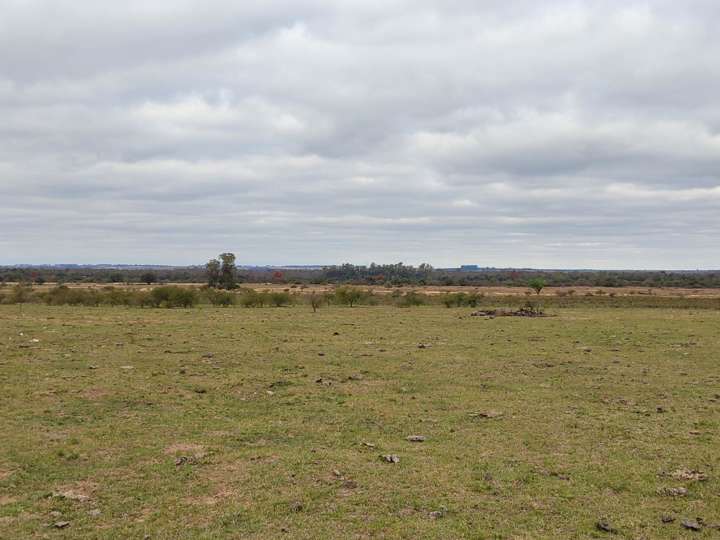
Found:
[205,258,221,288]
[219,253,237,290]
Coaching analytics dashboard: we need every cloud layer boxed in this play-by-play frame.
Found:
[2,0,719,268]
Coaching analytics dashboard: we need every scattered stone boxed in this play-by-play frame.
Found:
[317,352,325,357]
[596,519,617,534]
[174,455,200,466]
[380,454,400,464]
[406,435,426,442]
[342,479,358,489]
[50,511,62,518]
[332,469,342,477]
[53,521,70,529]
[333,332,340,336]
[417,344,429,349]
[201,353,214,359]
[88,365,98,370]
[361,442,376,449]
[469,410,503,419]
[681,519,702,531]
[88,509,101,517]
[53,490,89,502]
[290,501,303,512]
[471,307,546,318]
[119,365,134,370]
[656,406,667,413]
[194,388,207,394]
[429,507,447,520]
[657,486,688,497]
[661,514,675,524]
[670,468,708,482]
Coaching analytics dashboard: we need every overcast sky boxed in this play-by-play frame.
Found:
[1,1,719,268]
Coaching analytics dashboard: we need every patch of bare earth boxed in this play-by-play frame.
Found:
[79,387,110,400]
[52,481,98,503]
[163,443,207,457]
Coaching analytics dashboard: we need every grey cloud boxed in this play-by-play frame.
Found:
[1,0,719,268]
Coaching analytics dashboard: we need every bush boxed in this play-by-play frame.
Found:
[205,288,236,307]
[335,286,363,307]
[439,291,485,308]
[149,286,198,308]
[396,290,427,307]
[239,289,267,308]
[269,291,292,307]
[6,285,35,304]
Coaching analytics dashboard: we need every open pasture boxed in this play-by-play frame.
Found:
[1,304,719,538]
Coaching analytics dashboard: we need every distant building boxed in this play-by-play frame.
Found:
[460,265,480,271]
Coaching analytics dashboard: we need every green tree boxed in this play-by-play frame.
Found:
[141,272,157,285]
[528,277,546,295]
[219,253,237,290]
[206,258,221,288]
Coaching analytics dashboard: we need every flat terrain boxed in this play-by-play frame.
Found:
[1,305,719,538]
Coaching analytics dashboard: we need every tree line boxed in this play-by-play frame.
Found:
[2,260,720,289]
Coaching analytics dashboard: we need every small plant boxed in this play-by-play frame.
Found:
[309,293,322,313]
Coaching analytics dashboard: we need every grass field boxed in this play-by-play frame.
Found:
[1,304,719,538]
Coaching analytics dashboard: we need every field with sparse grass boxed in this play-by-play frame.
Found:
[1,304,719,538]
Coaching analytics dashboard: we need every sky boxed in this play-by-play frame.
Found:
[1,0,719,269]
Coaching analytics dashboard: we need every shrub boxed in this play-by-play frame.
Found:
[335,286,363,307]
[150,286,198,308]
[239,290,266,308]
[396,290,427,307]
[308,293,322,312]
[7,285,35,304]
[440,292,482,308]
[465,292,484,307]
[269,291,292,307]
[205,288,236,307]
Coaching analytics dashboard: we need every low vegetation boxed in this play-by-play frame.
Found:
[1,304,718,538]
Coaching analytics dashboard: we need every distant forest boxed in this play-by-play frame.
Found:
[2,263,719,289]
